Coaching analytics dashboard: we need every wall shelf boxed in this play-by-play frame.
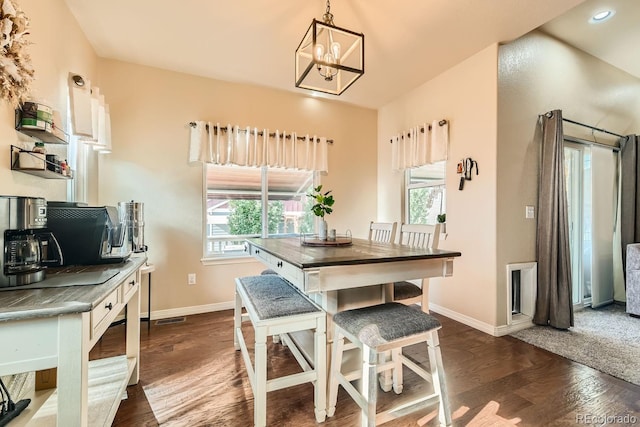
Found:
[14,109,69,144]
[10,145,72,180]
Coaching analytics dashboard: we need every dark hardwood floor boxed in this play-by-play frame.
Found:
[90,310,640,426]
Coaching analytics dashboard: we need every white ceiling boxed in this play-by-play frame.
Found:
[63,0,637,110]
[539,0,640,80]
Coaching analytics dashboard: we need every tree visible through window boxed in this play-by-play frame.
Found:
[406,161,446,224]
[205,165,314,257]
[227,200,284,235]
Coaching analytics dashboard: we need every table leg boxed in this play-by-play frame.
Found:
[57,313,89,426]
[139,271,152,331]
[147,272,151,332]
[380,283,394,391]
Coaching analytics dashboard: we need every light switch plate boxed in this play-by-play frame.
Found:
[525,205,535,219]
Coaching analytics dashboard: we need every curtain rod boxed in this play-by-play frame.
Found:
[544,112,627,140]
[563,117,627,140]
[189,122,333,144]
[389,119,448,143]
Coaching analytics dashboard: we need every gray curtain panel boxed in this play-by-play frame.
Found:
[534,110,573,329]
[620,135,640,282]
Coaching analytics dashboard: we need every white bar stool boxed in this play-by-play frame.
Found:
[327,302,452,426]
[234,275,327,426]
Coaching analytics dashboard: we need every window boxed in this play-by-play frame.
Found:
[405,161,446,224]
[204,164,315,258]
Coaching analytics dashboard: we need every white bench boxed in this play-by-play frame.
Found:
[234,275,327,426]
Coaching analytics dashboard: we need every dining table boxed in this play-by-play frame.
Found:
[246,235,461,333]
[245,235,461,399]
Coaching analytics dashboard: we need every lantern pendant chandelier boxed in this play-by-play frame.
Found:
[295,0,364,96]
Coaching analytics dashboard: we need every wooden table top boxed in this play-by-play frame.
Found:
[246,237,461,269]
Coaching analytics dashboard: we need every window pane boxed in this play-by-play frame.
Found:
[408,186,445,224]
[267,168,314,236]
[205,165,314,257]
[206,165,261,256]
[406,161,446,224]
[408,161,445,185]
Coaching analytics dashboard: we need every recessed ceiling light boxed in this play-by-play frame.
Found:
[589,10,615,23]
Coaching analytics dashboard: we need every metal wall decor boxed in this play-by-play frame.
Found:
[295,0,364,96]
[457,157,479,191]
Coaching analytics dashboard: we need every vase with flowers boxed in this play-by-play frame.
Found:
[308,185,334,240]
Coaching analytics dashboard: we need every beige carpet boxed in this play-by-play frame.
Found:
[511,304,640,386]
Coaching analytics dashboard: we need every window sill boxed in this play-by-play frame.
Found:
[201,254,257,266]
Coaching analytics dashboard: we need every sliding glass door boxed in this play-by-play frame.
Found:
[564,143,589,307]
[564,140,616,309]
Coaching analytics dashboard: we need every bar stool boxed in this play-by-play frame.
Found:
[234,275,327,426]
[327,302,451,426]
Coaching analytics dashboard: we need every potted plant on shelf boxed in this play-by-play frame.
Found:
[308,185,334,240]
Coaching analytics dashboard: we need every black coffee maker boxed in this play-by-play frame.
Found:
[0,196,64,287]
[46,202,130,266]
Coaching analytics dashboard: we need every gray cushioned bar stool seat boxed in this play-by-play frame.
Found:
[392,281,423,301]
[260,269,278,275]
[328,302,451,426]
[234,275,327,426]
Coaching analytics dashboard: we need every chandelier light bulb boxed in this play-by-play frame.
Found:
[330,41,341,62]
[314,43,325,61]
[324,53,336,65]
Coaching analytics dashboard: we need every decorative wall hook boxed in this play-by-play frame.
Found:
[457,157,479,190]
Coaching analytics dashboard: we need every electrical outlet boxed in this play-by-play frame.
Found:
[188,273,196,285]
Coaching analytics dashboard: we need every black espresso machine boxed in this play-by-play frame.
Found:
[46,202,131,266]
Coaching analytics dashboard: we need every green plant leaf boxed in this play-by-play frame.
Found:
[307,185,335,217]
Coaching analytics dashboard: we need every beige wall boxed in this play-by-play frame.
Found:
[7,0,638,332]
[95,59,377,316]
[0,0,99,393]
[497,31,640,325]
[0,0,98,199]
[378,32,640,333]
[378,45,499,328]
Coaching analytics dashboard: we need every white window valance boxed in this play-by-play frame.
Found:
[68,73,112,153]
[391,119,449,171]
[189,121,329,173]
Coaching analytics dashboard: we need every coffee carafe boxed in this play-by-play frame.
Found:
[0,196,63,287]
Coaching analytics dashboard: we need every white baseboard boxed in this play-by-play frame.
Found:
[429,303,533,337]
[147,301,534,337]
[495,320,535,336]
[149,301,234,321]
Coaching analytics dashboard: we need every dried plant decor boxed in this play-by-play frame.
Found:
[0,0,33,107]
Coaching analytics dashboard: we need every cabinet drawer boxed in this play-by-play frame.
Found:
[250,244,271,264]
[122,271,139,302]
[271,258,304,290]
[91,287,121,338]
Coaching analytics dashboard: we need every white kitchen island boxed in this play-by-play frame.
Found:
[0,256,146,426]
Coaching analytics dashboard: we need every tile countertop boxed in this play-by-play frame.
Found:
[0,256,146,323]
